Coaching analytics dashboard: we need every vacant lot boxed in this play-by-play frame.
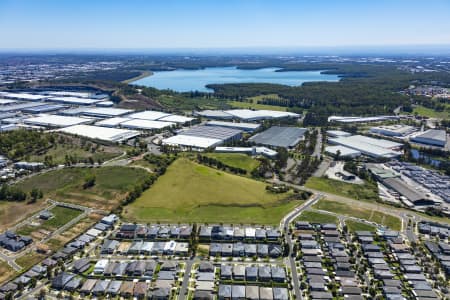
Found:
[228,94,288,111]
[313,199,401,230]
[305,177,379,201]
[0,260,16,285]
[413,105,450,119]
[124,158,303,225]
[0,166,149,230]
[296,210,338,224]
[345,219,377,232]
[203,153,260,173]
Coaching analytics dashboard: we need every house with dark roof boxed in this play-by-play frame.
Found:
[51,272,75,290]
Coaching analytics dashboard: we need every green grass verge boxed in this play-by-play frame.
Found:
[413,105,450,119]
[345,219,377,232]
[305,177,379,201]
[124,158,302,225]
[313,199,401,230]
[203,153,260,172]
[296,210,338,224]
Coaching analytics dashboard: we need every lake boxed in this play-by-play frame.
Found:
[131,66,340,92]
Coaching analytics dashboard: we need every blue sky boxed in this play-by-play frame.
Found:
[0,0,449,50]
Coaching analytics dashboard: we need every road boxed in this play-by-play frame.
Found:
[179,258,197,300]
[280,194,322,300]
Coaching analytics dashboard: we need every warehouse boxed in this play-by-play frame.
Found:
[215,146,278,158]
[224,109,300,121]
[326,130,352,138]
[163,135,223,150]
[22,104,66,114]
[157,115,195,124]
[206,120,261,132]
[249,126,307,148]
[95,117,131,128]
[0,102,44,113]
[179,125,242,142]
[0,92,48,101]
[59,124,140,142]
[328,135,402,159]
[24,115,92,128]
[80,107,133,118]
[325,145,361,158]
[370,125,416,137]
[47,96,102,105]
[410,129,447,147]
[120,119,175,130]
[95,101,114,107]
[328,115,399,123]
[381,177,434,206]
[194,110,234,120]
[126,110,171,121]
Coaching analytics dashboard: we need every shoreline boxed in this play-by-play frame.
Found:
[122,70,153,84]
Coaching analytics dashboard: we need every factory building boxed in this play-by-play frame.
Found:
[59,125,140,143]
[205,120,261,132]
[249,126,307,148]
[410,129,447,147]
[328,135,403,159]
[370,125,416,137]
[325,145,361,158]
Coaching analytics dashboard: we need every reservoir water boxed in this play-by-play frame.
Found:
[131,66,340,92]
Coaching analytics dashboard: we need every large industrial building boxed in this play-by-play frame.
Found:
[328,135,402,159]
[24,115,92,128]
[47,96,102,106]
[325,145,361,158]
[328,115,399,123]
[205,120,261,132]
[249,126,307,148]
[162,125,243,150]
[382,177,434,206]
[120,119,175,130]
[59,125,140,143]
[410,129,447,147]
[194,109,299,121]
[95,117,132,128]
[79,107,133,118]
[370,124,416,137]
[215,146,278,158]
[126,110,171,121]
[326,130,352,138]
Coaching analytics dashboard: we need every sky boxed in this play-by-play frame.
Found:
[0,0,450,51]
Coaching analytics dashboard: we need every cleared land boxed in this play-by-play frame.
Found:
[203,153,260,172]
[0,261,16,285]
[413,105,450,119]
[305,177,379,201]
[124,158,303,225]
[345,219,377,232]
[0,166,149,230]
[296,210,338,224]
[16,206,83,237]
[313,199,401,230]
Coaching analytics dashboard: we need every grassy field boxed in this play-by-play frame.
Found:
[203,153,260,172]
[15,252,46,270]
[41,206,83,230]
[313,199,401,230]
[228,94,288,111]
[296,210,338,224]
[413,105,450,119]
[0,260,16,284]
[0,166,150,230]
[305,177,379,201]
[345,219,377,232]
[124,158,303,225]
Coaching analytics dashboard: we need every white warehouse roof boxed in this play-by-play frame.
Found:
[81,107,133,117]
[163,135,222,149]
[24,114,92,128]
[59,124,140,142]
[225,109,299,121]
[206,120,261,131]
[325,145,361,158]
[120,119,175,130]
[127,110,171,121]
[158,115,194,123]
[328,135,402,158]
[0,92,48,101]
[47,96,102,105]
[95,117,131,127]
